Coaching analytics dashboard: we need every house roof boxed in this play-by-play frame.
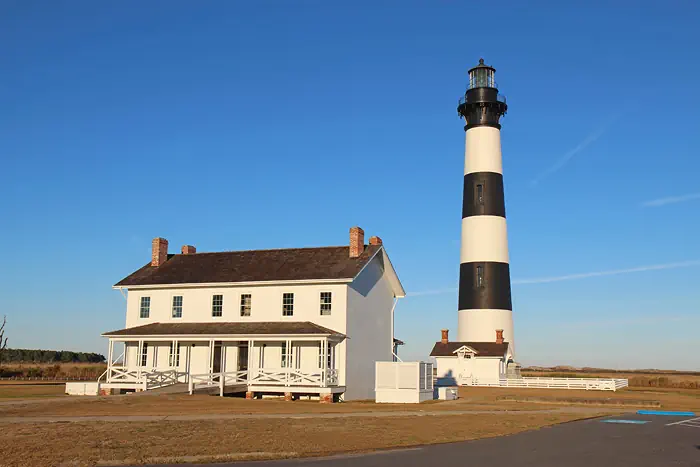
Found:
[429,341,509,357]
[114,245,382,287]
[103,321,345,338]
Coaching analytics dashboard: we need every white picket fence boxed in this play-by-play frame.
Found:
[462,376,629,392]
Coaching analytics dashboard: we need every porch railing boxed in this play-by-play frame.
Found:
[249,368,338,387]
[188,370,249,396]
[97,367,187,390]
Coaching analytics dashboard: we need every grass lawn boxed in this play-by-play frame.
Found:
[460,386,700,412]
[0,383,66,400]
[0,412,606,467]
[0,382,697,466]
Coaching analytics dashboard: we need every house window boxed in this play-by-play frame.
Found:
[240,294,252,317]
[139,297,150,319]
[140,343,148,367]
[476,183,484,205]
[282,293,294,316]
[212,294,223,317]
[476,265,485,288]
[320,292,332,316]
[172,296,183,318]
[169,342,180,367]
[318,343,334,369]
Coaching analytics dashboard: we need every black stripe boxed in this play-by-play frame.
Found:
[462,172,505,218]
[465,122,501,130]
[458,262,512,311]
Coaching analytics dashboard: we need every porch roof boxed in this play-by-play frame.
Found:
[429,341,508,357]
[103,321,345,339]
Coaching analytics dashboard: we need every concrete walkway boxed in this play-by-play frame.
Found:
[0,406,621,424]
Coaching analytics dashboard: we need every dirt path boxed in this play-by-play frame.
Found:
[0,406,622,424]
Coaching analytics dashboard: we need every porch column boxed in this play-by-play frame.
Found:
[208,339,214,373]
[107,339,114,369]
[247,339,254,383]
[285,338,292,386]
[137,339,143,379]
[322,338,328,388]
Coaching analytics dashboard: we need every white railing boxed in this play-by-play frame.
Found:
[188,370,249,396]
[461,376,629,392]
[97,367,187,390]
[144,369,188,390]
[249,368,339,387]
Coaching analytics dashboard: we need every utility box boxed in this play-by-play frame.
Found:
[375,361,434,403]
[65,382,99,396]
[435,386,458,400]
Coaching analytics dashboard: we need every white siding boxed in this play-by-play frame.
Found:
[435,356,503,384]
[435,357,459,385]
[125,283,347,335]
[344,251,395,400]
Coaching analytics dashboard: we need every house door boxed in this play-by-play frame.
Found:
[458,354,473,380]
[237,344,248,371]
[212,342,223,373]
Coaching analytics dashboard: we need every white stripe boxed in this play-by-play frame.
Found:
[460,216,510,263]
[464,126,503,175]
[666,416,700,426]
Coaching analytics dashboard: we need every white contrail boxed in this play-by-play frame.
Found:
[530,115,619,186]
[512,260,700,285]
[640,192,700,207]
[408,260,700,295]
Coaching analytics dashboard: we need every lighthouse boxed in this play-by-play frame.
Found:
[456,58,515,354]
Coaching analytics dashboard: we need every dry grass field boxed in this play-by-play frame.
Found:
[0,362,106,379]
[0,382,66,400]
[0,378,697,466]
[0,411,604,467]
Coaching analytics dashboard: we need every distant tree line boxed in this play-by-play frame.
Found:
[1,348,105,364]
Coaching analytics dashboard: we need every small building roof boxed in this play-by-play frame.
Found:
[103,321,345,338]
[429,341,509,357]
[114,245,383,287]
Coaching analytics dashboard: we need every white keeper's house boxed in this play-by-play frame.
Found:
[430,328,515,386]
[100,227,405,402]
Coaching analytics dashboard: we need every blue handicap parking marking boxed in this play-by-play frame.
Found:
[602,419,650,424]
[637,410,696,417]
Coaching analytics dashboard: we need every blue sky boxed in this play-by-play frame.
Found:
[1,1,698,370]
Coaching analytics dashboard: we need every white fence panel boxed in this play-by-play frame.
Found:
[375,361,434,403]
[461,376,629,392]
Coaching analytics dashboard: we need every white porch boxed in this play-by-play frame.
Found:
[99,333,344,399]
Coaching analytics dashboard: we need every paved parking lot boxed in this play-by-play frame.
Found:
[163,413,700,467]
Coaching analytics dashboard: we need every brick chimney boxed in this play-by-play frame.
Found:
[151,237,169,267]
[441,329,449,344]
[349,226,365,258]
[495,329,504,344]
[369,236,383,245]
[181,245,196,255]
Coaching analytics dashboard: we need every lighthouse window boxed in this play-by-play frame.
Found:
[476,265,485,288]
[476,184,484,204]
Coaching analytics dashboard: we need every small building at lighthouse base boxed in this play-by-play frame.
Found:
[429,329,518,386]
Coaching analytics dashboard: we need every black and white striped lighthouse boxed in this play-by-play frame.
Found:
[456,58,515,353]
